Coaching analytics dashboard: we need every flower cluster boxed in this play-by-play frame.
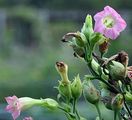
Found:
[5,6,132,120]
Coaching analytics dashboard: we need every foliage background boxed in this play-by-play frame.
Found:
[0,0,132,119]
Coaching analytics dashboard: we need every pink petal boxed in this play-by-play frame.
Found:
[104,28,119,39]
[104,6,120,18]
[114,18,127,32]
[12,110,20,120]
[5,96,18,104]
[5,105,14,112]
[94,11,105,21]
[94,21,105,33]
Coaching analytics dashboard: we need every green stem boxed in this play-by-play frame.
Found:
[73,99,77,114]
[95,103,102,120]
[118,112,122,120]
[87,60,119,93]
[76,110,81,120]
[58,106,75,120]
[114,110,117,120]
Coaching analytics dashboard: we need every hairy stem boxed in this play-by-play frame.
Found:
[95,103,102,120]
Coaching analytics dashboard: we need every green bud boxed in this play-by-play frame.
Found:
[83,80,100,104]
[81,15,94,39]
[75,32,87,47]
[111,94,124,111]
[58,81,72,100]
[62,32,87,47]
[42,98,59,110]
[107,61,126,80]
[55,62,70,84]
[71,74,82,99]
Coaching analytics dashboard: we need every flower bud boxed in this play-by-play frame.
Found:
[58,81,72,100]
[71,74,82,99]
[75,32,87,47]
[55,62,70,84]
[83,80,100,104]
[42,98,59,110]
[107,60,126,80]
[81,15,94,39]
[111,94,124,111]
[62,32,87,47]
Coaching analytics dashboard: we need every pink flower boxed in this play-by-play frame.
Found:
[5,96,21,120]
[5,96,43,120]
[23,117,33,120]
[94,6,127,40]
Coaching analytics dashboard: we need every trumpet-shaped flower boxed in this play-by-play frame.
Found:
[5,96,43,120]
[94,6,126,40]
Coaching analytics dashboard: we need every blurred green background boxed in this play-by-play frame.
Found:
[0,0,132,120]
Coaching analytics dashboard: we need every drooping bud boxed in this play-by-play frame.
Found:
[71,74,82,99]
[107,60,126,80]
[81,14,94,39]
[83,80,100,104]
[111,94,124,111]
[55,62,69,84]
[75,32,87,47]
[62,32,87,47]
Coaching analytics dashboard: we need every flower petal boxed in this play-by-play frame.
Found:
[104,28,119,39]
[12,110,20,120]
[94,21,105,34]
[5,96,18,104]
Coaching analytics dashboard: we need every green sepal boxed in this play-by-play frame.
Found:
[71,74,82,99]
[81,14,94,40]
[58,81,72,101]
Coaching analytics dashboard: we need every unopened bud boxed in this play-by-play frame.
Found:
[81,15,94,38]
[75,32,87,47]
[42,98,59,110]
[83,80,100,104]
[71,74,82,99]
[111,94,124,111]
[62,32,87,47]
[107,61,126,80]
